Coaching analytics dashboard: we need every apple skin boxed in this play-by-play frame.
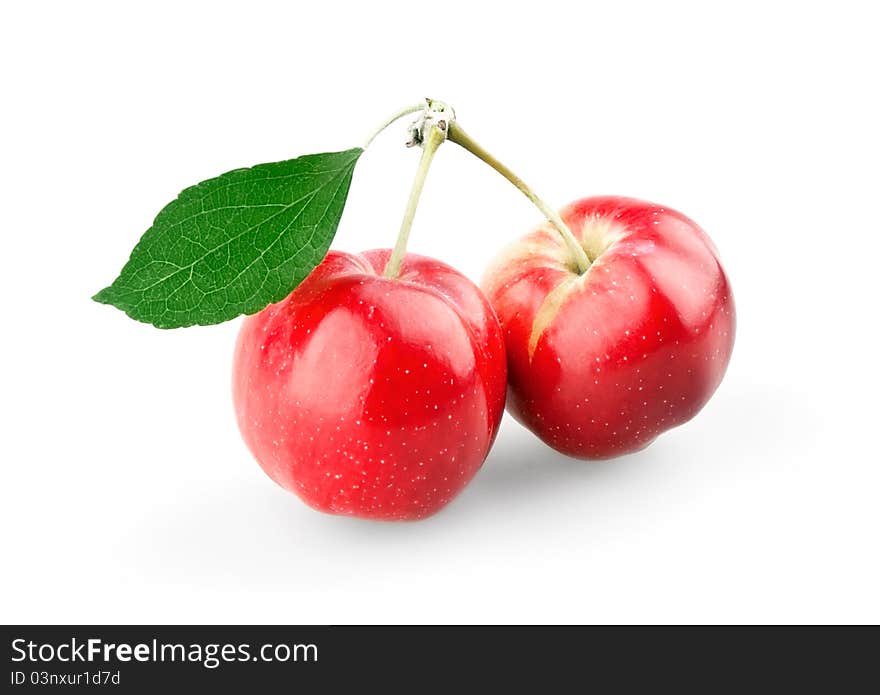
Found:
[482,196,735,459]
[233,249,507,520]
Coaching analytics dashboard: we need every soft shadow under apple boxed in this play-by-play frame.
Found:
[114,382,804,590]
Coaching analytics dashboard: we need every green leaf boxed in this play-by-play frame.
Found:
[93,148,363,328]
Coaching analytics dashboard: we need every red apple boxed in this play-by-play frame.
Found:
[483,196,735,459]
[233,249,507,520]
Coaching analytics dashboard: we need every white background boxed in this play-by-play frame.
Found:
[2,1,878,624]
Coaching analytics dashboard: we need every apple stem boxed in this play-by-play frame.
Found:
[447,122,591,273]
[383,123,447,279]
[363,103,427,149]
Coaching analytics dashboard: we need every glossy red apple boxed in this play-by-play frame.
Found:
[233,249,507,520]
[483,196,735,459]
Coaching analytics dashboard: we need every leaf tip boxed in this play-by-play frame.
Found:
[92,287,112,304]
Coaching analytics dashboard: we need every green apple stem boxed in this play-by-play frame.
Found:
[383,123,446,279]
[447,122,591,273]
[363,103,426,148]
